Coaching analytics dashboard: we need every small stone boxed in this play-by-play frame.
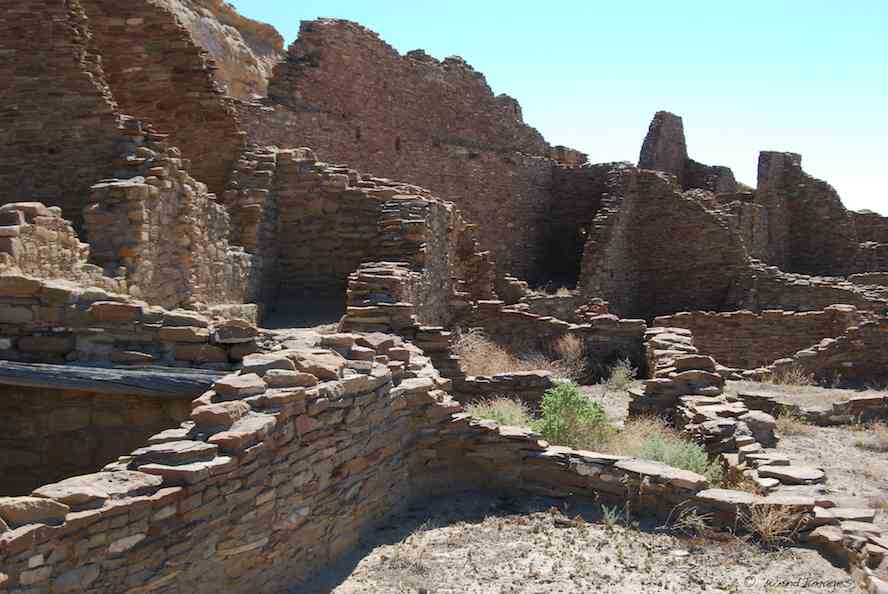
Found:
[131,440,218,466]
[739,411,777,446]
[291,349,346,381]
[191,401,251,429]
[214,373,266,399]
[0,497,69,528]
[758,465,825,485]
[212,319,257,344]
[32,471,162,508]
[264,369,319,388]
[241,353,296,376]
[88,301,143,322]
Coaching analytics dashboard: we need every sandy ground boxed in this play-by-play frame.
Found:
[297,492,860,594]
[725,381,885,410]
[774,425,888,527]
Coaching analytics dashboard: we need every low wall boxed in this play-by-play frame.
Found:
[736,387,888,425]
[452,372,555,408]
[0,274,257,368]
[747,317,888,386]
[655,305,862,370]
[469,300,646,375]
[0,386,191,497]
[0,336,884,592]
[747,262,888,312]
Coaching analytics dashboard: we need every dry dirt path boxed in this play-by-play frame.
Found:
[297,492,860,594]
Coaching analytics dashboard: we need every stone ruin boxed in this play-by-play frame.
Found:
[0,2,887,592]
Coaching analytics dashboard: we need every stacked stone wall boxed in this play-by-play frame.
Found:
[0,0,123,227]
[748,317,888,386]
[239,99,558,281]
[237,18,582,281]
[655,306,863,370]
[0,274,258,367]
[757,152,859,276]
[79,0,244,197]
[1,338,884,592]
[852,211,888,244]
[580,169,750,320]
[0,387,191,497]
[0,203,122,294]
[83,121,255,311]
[746,262,888,312]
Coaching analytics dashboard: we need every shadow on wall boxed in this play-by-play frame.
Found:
[0,386,191,496]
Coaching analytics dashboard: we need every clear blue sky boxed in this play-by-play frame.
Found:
[231,0,887,212]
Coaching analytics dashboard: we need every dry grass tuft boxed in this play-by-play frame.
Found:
[740,505,805,549]
[604,358,637,392]
[766,366,816,386]
[854,422,888,452]
[774,410,816,436]
[453,329,587,382]
[464,398,534,427]
[556,286,572,297]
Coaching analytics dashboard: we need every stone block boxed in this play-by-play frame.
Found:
[174,344,229,363]
[88,301,143,322]
[158,326,211,343]
[0,304,33,323]
[17,335,74,354]
[214,373,267,399]
[0,497,69,529]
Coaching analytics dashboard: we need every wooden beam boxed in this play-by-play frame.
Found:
[0,361,224,400]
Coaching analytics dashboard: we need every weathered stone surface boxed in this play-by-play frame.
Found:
[52,564,100,592]
[191,401,251,429]
[758,465,825,485]
[291,350,346,381]
[241,353,296,376]
[264,369,319,388]
[739,411,777,447]
[32,471,162,508]
[614,459,708,490]
[131,441,218,466]
[214,373,267,399]
[0,497,69,528]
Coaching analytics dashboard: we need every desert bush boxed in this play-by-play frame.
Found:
[854,422,888,452]
[465,398,534,428]
[637,432,723,483]
[766,366,815,386]
[552,334,587,382]
[453,329,535,376]
[534,382,608,448]
[774,410,816,436]
[453,329,588,382]
[604,358,637,391]
[741,505,805,549]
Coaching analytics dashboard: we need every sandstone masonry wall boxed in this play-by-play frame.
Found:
[580,169,750,320]
[0,203,122,294]
[655,305,862,370]
[0,0,123,227]
[638,111,737,193]
[84,121,255,311]
[745,262,888,312]
[0,274,258,367]
[80,0,244,197]
[757,152,859,275]
[0,387,191,497]
[238,19,583,281]
[0,334,884,592]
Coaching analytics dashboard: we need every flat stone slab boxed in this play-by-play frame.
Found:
[31,471,163,508]
[0,497,69,529]
[615,459,708,490]
[758,465,826,485]
[214,373,267,399]
[131,440,218,466]
[695,488,758,510]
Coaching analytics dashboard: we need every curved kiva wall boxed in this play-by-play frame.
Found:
[655,305,863,370]
[1,335,886,592]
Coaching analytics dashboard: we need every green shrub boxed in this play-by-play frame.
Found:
[605,358,637,391]
[534,382,608,447]
[465,398,534,427]
[638,433,723,483]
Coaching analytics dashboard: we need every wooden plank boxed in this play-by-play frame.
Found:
[0,361,224,400]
